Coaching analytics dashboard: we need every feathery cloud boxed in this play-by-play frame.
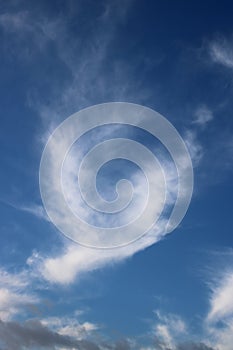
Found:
[0,268,38,321]
[210,38,233,69]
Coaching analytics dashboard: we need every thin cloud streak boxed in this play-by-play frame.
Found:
[210,38,233,69]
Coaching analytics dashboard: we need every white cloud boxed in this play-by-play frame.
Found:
[41,316,99,340]
[193,105,213,127]
[207,271,233,323]
[153,311,187,349]
[29,98,194,282]
[0,268,38,321]
[18,204,49,221]
[145,258,233,350]
[210,38,233,69]
[27,120,193,283]
[184,130,203,167]
[156,324,174,349]
[0,199,50,222]
[27,123,198,283]
[28,96,201,283]
[28,232,161,284]
[0,268,28,289]
[205,253,233,350]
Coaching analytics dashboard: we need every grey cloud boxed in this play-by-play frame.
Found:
[177,342,216,350]
[98,340,131,350]
[0,318,218,350]
[0,319,136,350]
[0,319,100,350]
[152,337,216,350]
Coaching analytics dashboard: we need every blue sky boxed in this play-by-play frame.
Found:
[0,0,233,349]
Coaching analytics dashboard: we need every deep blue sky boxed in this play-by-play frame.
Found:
[0,1,233,349]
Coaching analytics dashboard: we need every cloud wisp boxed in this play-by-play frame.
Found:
[209,37,233,69]
[204,252,233,350]
[192,105,213,128]
[0,268,38,321]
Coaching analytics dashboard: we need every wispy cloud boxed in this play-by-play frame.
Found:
[205,251,233,350]
[209,37,233,69]
[27,233,162,285]
[141,255,233,350]
[0,268,38,321]
[0,3,232,350]
[26,118,200,284]
[41,316,99,340]
[152,311,187,349]
[183,130,203,167]
[0,0,154,133]
[18,204,49,221]
[26,119,196,284]
[0,199,49,222]
[1,258,227,349]
[192,105,213,128]
[207,271,233,323]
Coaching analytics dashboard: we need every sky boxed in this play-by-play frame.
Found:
[0,0,233,349]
